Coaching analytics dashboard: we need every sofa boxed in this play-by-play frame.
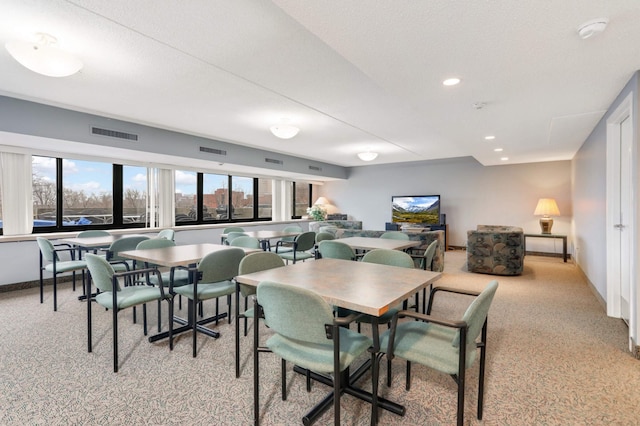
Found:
[308,220,363,235]
[467,225,524,275]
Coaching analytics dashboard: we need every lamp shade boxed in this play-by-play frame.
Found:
[534,198,560,217]
[314,196,330,205]
[5,33,83,77]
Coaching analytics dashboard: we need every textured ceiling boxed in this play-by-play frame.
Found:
[0,0,639,176]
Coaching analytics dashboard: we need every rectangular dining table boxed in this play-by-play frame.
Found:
[221,229,302,251]
[118,243,260,342]
[236,257,441,424]
[337,236,421,252]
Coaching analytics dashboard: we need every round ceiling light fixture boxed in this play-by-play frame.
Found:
[5,33,83,77]
[357,151,378,161]
[270,120,299,139]
[442,77,461,86]
[577,18,608,39]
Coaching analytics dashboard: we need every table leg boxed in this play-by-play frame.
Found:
[148,300,225,343]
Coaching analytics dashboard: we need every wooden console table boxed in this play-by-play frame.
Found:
[523,233,567,262]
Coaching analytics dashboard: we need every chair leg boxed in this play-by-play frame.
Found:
[243,297,249,336]
[142,303,148,336]
[227,294,232,324]
[113,306,119,373]
[53,272,58,312]
[253,300,260,426]
[169,296,175,351]
[192,296,198,358]
[157,300,162,332]
[235,289,242,378]
[387,358,393,387]
[371,352,382,426]
[87,273,92,353]
[405,361,412,390]
[281,359,287,400]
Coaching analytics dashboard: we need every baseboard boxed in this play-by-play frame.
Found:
[0,276,73,293]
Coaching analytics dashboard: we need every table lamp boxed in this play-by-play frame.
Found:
[534,198,560,234]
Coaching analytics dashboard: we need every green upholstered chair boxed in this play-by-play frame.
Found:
[230,236,261,249]
[104,235,150,271]
[379,280,499,426]
[410,239,439,313]
[380,231,410,240]
[84,253,173,373]
[36,237,87,312]
[76,230,112,255]
[275,231,315,264]
[313,231,335,258]
[157,229,175,241]
[254,281,375,426]
[172,247,245,357]
[234,251,285,378]
[272,225,303,252]
[317,240,356,261]
[225,231,248,246]
[135,238,190,325]
[221,226,244,244]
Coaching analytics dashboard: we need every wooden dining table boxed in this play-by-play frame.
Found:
[236,257,441,424]
[118,243,260,342]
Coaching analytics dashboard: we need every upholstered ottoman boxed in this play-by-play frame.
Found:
[467,225,524,275]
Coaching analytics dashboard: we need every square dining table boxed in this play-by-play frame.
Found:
[235,257,441,424]
[118,243,260,342]
[221,229,302,251]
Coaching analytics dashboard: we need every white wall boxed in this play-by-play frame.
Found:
[319,157,572,251]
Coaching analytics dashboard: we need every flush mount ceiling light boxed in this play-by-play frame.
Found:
[357,151,378,161]
[442,77,461,86]
[5,33,83,77]
[577,18,608,39]
[484,135,496,140]
[269,120,299,139]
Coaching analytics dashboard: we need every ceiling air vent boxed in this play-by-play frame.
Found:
[308,165,322,172]
[200,146,227,156]
[91,126,138,141]
[265,158,283,165]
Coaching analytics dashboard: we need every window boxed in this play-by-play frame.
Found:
[122,165,147,224]
[231,175,253,220]
[62,159,113,226]
[203,173,228,220]
[175,170,197,222]
[258,178,272,218]
[32,156,58,227]
[293,182,310,218]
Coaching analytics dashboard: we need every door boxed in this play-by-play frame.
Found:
[618,115,632,325]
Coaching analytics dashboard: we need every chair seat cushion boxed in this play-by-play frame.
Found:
[147,269,190,287]
[379,321,477,375]
[277,251,314,261]
[95,286,167,310]
[173,280,235,301]
[241,306,255,318]
[266,327,372,374]
[45,260,86,273]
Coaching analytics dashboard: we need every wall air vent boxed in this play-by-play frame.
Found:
[265,158,283,165]
[308,165,322,172]
[91,126,138,141]
[199,146,227,156]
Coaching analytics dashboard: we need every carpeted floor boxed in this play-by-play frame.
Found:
[0,251,638,425]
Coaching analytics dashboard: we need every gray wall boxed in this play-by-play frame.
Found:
[319,156,572,253]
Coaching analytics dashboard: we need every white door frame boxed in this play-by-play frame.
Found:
[606,92,636,350]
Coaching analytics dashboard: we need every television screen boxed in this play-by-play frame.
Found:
[392,195,440,224]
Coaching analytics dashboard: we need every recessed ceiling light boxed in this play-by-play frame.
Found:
[500,157,509,161]
[494,148,503,152]
[442,77,461,86]
[484,135,495,140]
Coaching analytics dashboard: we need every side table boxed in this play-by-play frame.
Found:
[523,233,567,262]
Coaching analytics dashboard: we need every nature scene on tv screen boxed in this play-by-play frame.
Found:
[392,195,440,224]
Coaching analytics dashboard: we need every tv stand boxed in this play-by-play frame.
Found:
[385,222,448,250]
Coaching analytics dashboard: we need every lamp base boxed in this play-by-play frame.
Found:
[539,217,554,234]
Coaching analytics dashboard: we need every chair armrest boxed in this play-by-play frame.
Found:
[426,285,481,314]
[114,267,167,298]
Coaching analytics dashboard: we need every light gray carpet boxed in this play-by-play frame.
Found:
[1,252,638,425]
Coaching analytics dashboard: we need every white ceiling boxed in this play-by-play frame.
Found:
[1,0,639,174]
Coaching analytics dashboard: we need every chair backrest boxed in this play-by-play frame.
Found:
[238,251,286,297]
[281,225,303,242]
[230,236,261,249]
[293,231,316,251]
[77,230,111,238]
[454,280,499,352]
[226,231,248,245]
[318,240,355,261]
[36,237,57,262]
[315,232,335,243]
[107,236,151,262]
[257,281,334,345]
[134,238,176,268]
[198,248,245,283]
[380,231,410,240]
[223,226,245,234]
[422,239,439,271]
[157,229,175,241]
[85,253,118,292]
[361,248,414,268]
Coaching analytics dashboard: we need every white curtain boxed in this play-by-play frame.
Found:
[271,179,292,221]
[157,168,175,228]
[0,152,34,235]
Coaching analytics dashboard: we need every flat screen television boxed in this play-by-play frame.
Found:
[392,195,440,224]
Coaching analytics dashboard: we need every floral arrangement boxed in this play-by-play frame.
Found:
[306,205,327,221]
